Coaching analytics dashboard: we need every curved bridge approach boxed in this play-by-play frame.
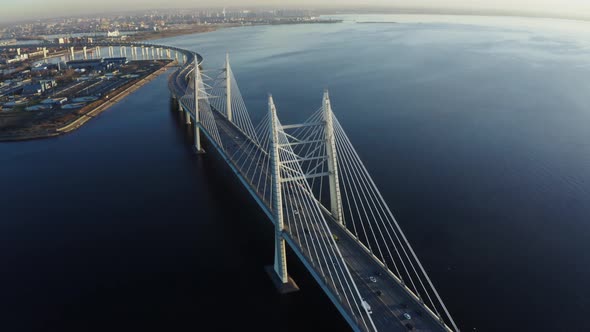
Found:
[0,41,197,64]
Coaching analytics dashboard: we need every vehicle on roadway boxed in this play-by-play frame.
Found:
[403,312,412,320]
[369,276,377,283]
[362,300,372,314]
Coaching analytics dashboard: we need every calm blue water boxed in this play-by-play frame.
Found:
[2,15,590,331]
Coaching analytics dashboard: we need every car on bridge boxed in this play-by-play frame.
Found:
[361,300,372,314]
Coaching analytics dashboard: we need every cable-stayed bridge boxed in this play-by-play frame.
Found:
[169,51,460,332]
[0,41,459,331]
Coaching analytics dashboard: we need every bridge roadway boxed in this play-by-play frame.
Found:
[165,52,450,331]
[196,105,448,331]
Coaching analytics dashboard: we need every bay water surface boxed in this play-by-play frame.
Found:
[2,14,590,331]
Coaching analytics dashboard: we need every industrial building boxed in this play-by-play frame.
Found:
[67,59,105,71]
[67,57,127,72]
[21,79,56,96]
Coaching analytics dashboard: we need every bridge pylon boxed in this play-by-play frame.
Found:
[323,90,345,225]
[192,56,205,154]
[266,94,299,294]
[225,53,232,122]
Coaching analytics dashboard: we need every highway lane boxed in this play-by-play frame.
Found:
[328,217,449,332]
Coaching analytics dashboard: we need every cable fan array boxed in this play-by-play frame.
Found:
[283,94,459,332]
[205,59,259,144]
[270,96,377,331]
[180,65,223,149]
[172,55,459,332]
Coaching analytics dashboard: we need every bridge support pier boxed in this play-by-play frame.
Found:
[266,95,299,294]
[185,110,191,125]
[264,231,299,294]
[192,124,205,154]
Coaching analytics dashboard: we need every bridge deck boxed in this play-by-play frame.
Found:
[198,106,447,332]
[328,219,447,331]
[167,55,452,330]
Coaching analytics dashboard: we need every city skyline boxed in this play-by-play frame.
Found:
[4,0,590,23]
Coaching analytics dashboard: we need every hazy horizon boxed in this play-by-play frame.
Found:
[3,1,590,23]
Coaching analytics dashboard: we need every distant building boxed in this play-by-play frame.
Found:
[2,99,27,108]
[38,79,57,91]
[0,39,17,46]
[22,83,43,96]
[25,104,52,111]
[41,97,67,105]
[67,58,126,72]
[7,54,28,64]
[67,59,105,71]
[21,79,56,96]
[104,57,127,68]
[31,64,49,72]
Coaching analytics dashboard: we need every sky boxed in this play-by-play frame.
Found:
[3,0,590,23]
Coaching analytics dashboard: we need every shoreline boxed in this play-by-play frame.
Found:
[0,61,175,142]
[0,20,343,143]
[135,20,342,41]
[131,25,223,41]
[18,20,343,44]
